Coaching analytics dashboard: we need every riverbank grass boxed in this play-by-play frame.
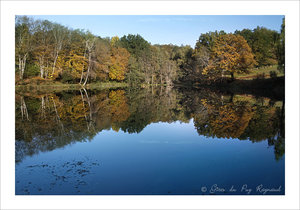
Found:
[234,65,284,80]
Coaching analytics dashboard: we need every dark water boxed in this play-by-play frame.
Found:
[15,87,284,195]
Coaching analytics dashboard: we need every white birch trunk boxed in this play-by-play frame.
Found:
[79,50,87,85]
[83,52,91,86]
[52,52,59,75]
[19,54,27,80]
[39,56,44,78]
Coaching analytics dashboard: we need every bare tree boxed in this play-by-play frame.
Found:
[33,20,52,79]
[51,24,67,76]
[83,37,96,86]
[15,16,35,80]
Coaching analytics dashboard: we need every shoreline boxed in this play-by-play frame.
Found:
[15,76,284,100]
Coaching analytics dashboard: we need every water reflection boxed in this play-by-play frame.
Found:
[15,87,284,163]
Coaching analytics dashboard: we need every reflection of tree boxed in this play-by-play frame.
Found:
[268,101,285,161]
[189,90,284,160]
[194,101,254,139]
[15,87,284,162]
[117,87,186,133]
[20,96,29,120]
[240,106,281,141]
[109,90,130,123]
[15,89,134,162]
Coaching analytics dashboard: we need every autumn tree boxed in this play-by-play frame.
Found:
[15,16,283,86]
[110,36,120,47]
[94,38,111,81]
[67,50,87,82]
[204,34,256,80]
[109,47,130,81]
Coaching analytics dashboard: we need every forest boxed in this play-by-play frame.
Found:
[15,16,285,87]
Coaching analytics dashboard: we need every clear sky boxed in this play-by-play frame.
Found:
[29,15,284,47]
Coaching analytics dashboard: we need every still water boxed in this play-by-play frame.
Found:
[15,87,284,195]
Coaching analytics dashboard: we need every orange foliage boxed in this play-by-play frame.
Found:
[204,34,256,79]
[109,47,130,81]
[108,90,130,123]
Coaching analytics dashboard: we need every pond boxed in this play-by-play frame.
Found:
[15,87,284,195]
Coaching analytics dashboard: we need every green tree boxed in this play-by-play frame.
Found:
[236,27,280,67]
[195,30,226,51]
[277,18,285,72]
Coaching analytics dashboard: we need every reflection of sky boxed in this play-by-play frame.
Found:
[16,120,284,195]
[97,119,239,145]
[113,119,198,144]
[27,15,284,47]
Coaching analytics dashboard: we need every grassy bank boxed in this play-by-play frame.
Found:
[16,65,285,99]
[233,65,284,80]
[16,81,129,93]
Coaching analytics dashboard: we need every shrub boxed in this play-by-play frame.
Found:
[61,70,75,83]
[255,73,265,80]
[270,71,278,78]
[24,64,40,78]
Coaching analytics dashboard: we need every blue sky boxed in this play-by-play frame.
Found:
[29,15,284,47]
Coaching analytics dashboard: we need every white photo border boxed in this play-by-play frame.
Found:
[1,1,299,209]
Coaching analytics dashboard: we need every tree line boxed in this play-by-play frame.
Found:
[16,16,285,85]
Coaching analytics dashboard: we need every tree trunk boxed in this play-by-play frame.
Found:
[19,57,22,80]
[230,72,235,81]
[19,54,27,80]
[83,53,91,86]
[52,52,58,75]
[79,51,86,85]
[230,93,234,102]
[40,67,44,79]
[80,69,84,84]
[45,61,49,78]
[39,57,44,78]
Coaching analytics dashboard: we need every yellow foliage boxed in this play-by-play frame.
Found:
[110,36,120,47]
[109,47,130,81]
[67,50,88,79]
[108,90,130,123]
[208,34,256,78]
